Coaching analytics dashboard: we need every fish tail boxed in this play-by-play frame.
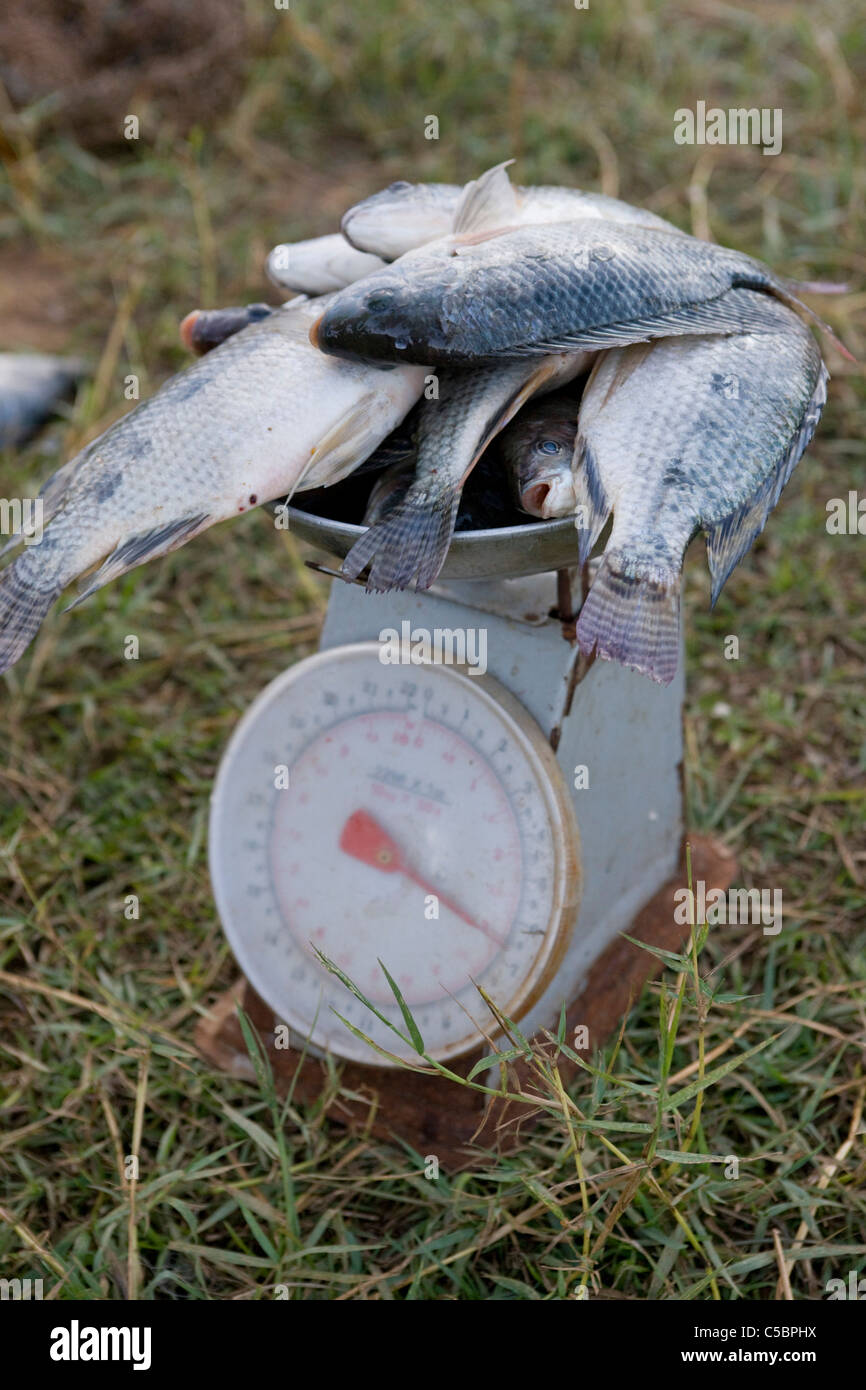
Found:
[342,492,460,592]
[0,556,62,674]
[576,548,681,685]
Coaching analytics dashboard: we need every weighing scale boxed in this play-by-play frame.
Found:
[197,508,736,1164]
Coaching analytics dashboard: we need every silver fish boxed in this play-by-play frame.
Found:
[341,161,678,259]
[499,386,584,518]
[315,174,839,367]
[266,234,384,294]
[342,351,590,591]
[572,292,828,684]
[0,353,87,448]
[0,298,425,673]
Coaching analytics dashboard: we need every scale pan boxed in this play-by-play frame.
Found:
[286,505,579,581]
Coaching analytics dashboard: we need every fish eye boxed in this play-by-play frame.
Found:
[537,440,562,455]
[387,181,412,192]
[366,289,397,311]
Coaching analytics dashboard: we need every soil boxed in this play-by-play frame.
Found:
[0,0,253,146]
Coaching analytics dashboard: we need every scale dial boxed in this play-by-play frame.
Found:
[209,643,581,1065]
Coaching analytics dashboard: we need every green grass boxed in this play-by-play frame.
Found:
[0,0,865,1300]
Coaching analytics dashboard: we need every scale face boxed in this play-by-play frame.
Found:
[209,642,581,1065]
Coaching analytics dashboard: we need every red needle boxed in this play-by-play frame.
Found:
[339,809,505,947]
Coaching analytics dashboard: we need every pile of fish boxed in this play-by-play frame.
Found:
[0,161,845,683]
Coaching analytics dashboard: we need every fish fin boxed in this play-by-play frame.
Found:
[0,558,62,674]
[64,513,211,609]
[769,281,856,362]
[501,290,792,356]
[571,437,611,565]
[342,491,460,592]
[302,394,401,489]
[576,548,681,686]
[705,361,829,604]
[451,160,519,236]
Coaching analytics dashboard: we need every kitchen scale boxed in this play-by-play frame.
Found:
[197,508,736,1164]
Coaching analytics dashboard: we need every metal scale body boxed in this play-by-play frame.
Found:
[211,499,686,1045]
[317,565,684,1044]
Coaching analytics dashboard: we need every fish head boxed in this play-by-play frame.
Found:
[517,444,579,518]
[501,399,580,518]
[341,181,458,259]
[311,261,452,364]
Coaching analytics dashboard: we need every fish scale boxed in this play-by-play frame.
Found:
[572,292,828,684]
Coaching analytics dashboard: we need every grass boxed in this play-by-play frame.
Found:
[0,0,865,1300]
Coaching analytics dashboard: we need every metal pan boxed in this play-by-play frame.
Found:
[286,505,579,580]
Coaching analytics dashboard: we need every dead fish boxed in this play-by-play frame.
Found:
[0,298,426,674]
[266,234,384,294]
[0,353,87,448]
[341,161,678,259]
[179,303,273,356]
[314,203,844,367]
[572,292,828,684]
[499,385,584,518]
[342,351,590,591]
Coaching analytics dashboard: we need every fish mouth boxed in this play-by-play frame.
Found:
[521,474,577,519]
[179,310,201,353]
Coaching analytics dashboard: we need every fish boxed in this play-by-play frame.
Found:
[313,205,844,367]
[571,292,828,685]
[179,303,273,356]
[0,297,426,674]
[341,161,678,259]
[498,385,584,518]
[0,353,87,448]
[342,350,590,591]
[265,234,385,294]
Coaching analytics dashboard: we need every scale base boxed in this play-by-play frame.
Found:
[196,834,736,1168]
